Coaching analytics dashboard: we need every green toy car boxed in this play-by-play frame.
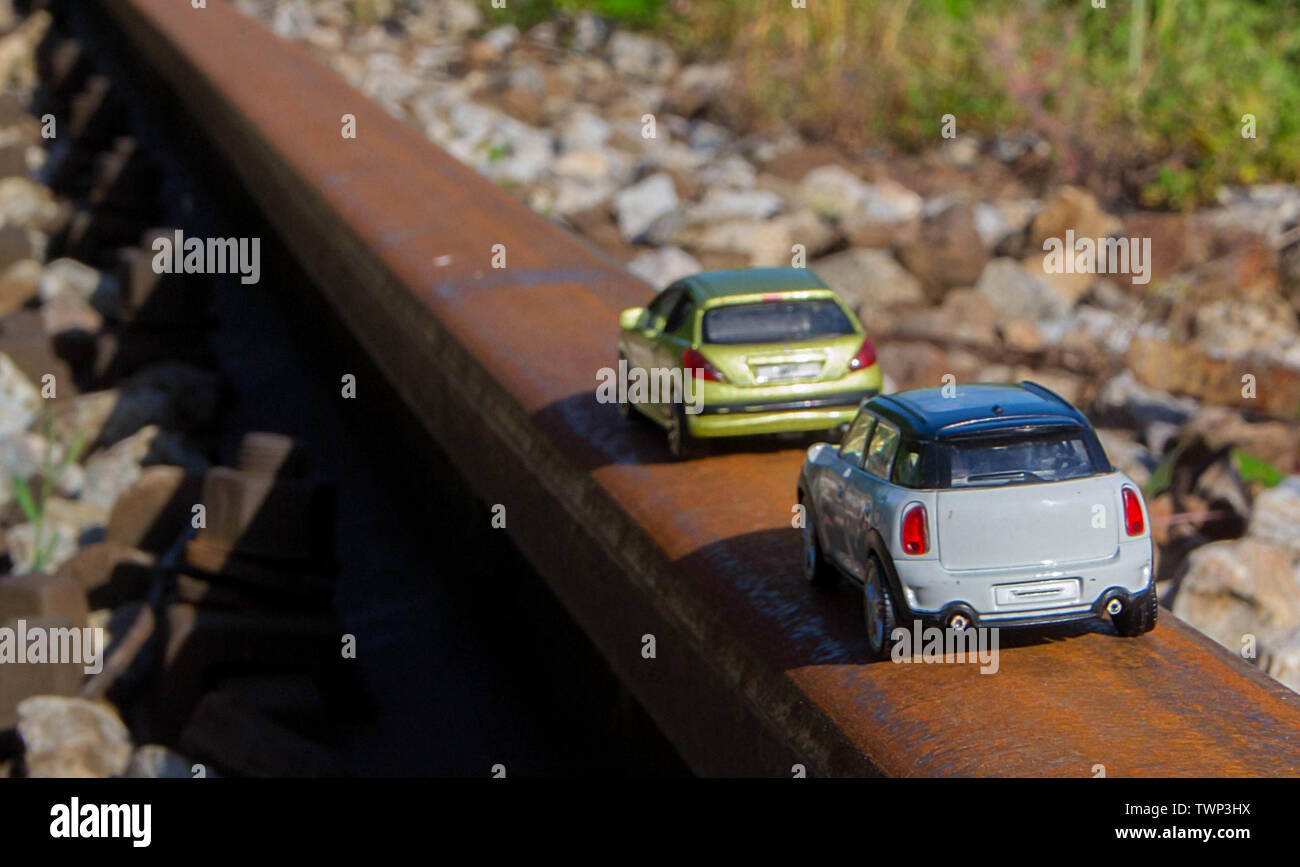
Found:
[615,268,883,458]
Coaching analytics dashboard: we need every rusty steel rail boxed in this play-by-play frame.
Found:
[97,0,1300,776]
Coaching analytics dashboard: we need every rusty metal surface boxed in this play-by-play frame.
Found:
[104,0,1300,775]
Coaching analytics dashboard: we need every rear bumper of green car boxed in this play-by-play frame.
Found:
[684,366,882,438]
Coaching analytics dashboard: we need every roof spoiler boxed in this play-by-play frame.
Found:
[937,415,1085,439]
[1019,379,1075,409]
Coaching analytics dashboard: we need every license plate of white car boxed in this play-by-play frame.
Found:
[753,362,821,382]
[994,578,1081,607]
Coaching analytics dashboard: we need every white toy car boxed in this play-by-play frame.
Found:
[797,382,1156,658]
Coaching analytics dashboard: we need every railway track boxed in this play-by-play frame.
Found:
[77,0,1300,776]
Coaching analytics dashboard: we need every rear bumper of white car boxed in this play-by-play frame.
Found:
[891,538,1153,628]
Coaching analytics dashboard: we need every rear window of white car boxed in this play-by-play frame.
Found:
[942,430,1104,487]
[702,299,855,345]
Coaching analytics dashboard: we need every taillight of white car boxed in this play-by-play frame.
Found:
[1121,486,1145,536]
[901,502,929,555]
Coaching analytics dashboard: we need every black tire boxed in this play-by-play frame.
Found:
[1114,588,1158,637]
[616,354,639,421]
[862,555,898,660]
[799,496,837,590]
[666,402,707,460]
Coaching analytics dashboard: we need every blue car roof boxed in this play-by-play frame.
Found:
[867,382,1089,440]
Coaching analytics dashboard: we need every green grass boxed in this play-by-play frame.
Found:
[484,0,669,31]
[1231,448,1285,488]
[10,413,85,574]
[476,0,1299,209]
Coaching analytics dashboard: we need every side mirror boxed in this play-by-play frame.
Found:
[808,441,834,461]
[620,307,645,331]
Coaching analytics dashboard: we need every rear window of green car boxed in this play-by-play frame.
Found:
[702,300,855,345]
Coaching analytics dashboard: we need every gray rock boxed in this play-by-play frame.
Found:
[526,20,559,47]
[614,173,678,242]
[972,202,1008,248]
[558,107,612,153]
[1193,456,1253,528]
[447,101,498,147]
[607,31,678,83]
[572,11,613,53]
[1144,420,1182,457]
[992,130,1050,164]
[640,210,686,247]
[125,744,205,779]
[1207,184,1300,247]
[640,139,706,174]
[890,289,1000,349]
[0,177,62,230]
[696,155,756,190]
[17,696,133,778]
[550,176,619,216]
[37,257,111,304]
[481,24,519,55]
[1095,428,1156,487]
[81,425,210,511]
[1173,538,1300,654]
[687,120,732,156]
[41,292,102,337]
[505,63,546,100]
[1093,369,1200,430]
[0,433,84,506]
[55,362,220,449]
[810,249,924,314]
[667,62,732,115]
[799,164,869,219]
[974,257,1064,320]
[684,188,783,225]
[0,351,39,437]
[551,147,617,181]
[856,180,924,225]
[1258,625,1300,695]
[841,182,925,249]
[7,520,79,574]
[483,118,554,186]
[56,389,168,451]
[627,246,701,290]
[773,209,838,259]
[271,0,314,40]
[361,52,416,117]
[438,0,484,36]
[1249,477,1300,555]
[921,193,961,221]
[679,219,791,267]
[1192,299,1297,360]
[1178,407,1300,475]
[0,258,41,314]
[942,135,980,169]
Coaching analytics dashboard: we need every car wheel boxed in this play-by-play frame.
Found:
[800,497,836,590]
[862,555,898,660]
[1114,588,1158,637]
[615,354,638,421]
[666,403,706,460]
